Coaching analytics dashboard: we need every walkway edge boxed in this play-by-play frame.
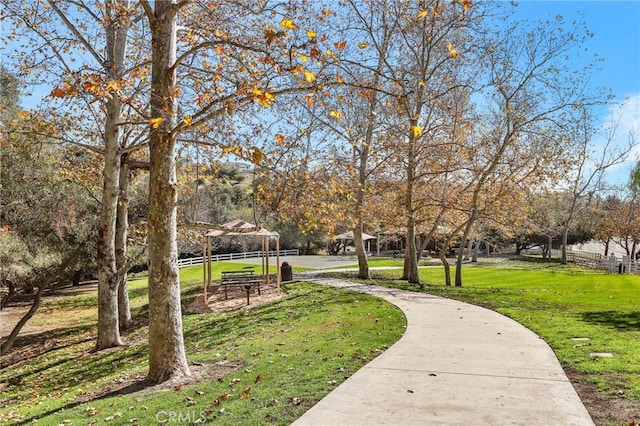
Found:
[292,277,594,426]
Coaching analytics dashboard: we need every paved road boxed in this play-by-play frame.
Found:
[292,277,594,426]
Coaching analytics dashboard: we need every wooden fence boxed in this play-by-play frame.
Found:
[523,249,639,274]
[567,252,640,274]
[177,249,300,268]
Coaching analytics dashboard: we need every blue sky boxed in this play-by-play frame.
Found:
[514,0,640,186]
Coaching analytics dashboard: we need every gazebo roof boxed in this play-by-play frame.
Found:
[334,230,376,241]
[204,219,278,237]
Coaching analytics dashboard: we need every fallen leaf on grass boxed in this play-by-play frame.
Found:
[241,387,251,399]
[255,374,263,383]
[85,406,102,416]
[105,412,123,421]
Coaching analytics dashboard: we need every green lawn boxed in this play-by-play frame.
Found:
[0,262,406,425]
[357,258,640,399]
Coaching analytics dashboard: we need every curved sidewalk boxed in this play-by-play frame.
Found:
[293,278,594,426]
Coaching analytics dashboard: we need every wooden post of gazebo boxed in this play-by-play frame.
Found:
[203,238,207,303]
[275,235,281,293]
[203,235,212,304]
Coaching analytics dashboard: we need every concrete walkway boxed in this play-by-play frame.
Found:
[292,277,594,426]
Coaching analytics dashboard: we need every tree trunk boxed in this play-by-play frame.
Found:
[116,154,132,331]
[455,210,476,287]
[353,143,370,279]
[96,0,131,350]
[1,283,46,355]
[354,224,370,280]
[1,280,16,310]
[403,215,419,283]
[439,247,451,287]
[416,233,428,261]
[402,118,419,284]
[1,250,79,354]
[96,95,123,350]
[561,225,569,264]
[146,0,190,383]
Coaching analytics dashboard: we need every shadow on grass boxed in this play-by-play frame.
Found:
[581,311,640,331]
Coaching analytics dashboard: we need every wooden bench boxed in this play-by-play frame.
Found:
[220,269,263,302]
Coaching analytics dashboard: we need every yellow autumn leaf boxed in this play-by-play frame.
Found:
[280,19,296,30]
[411,125,423,137]
[251,148,265,164]
[149,117,164,129]
[357,41,368,49]
[299,54,308,62]
[418,80,425,87]
[105,80,120,92]
[183,116,193,126]
[215,28,224,37]
[447,43,459,59]
[306,30,317,39]
[417,10,428,18]
[303,70,316,83]
[329,110,343,119]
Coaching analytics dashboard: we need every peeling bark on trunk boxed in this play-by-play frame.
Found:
[116,154,131,331]
[455,210,476,287]
[146,0,190,384]
[354,224,369,280]
[96,0,131,350]
[96,98,123,349]
[439,247,451,287]
[402,122,419,284]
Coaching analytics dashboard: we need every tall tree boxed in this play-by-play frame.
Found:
[558,106,637,264]
[139,0,190,383]
[453,11,605,285]
[0,0,149,348]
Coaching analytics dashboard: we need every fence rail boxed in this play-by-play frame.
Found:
[568,251,640,274]
[522,248,640,274]
[177,249,300,268]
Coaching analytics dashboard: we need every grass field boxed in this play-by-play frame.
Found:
[2,256,639,425]
[0,262,406,425]
[325,257,640,424]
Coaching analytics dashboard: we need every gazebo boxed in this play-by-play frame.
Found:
[202,219,280,303]
[334,230,377,255]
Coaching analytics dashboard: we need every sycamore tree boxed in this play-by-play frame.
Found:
[139,0,326,383]
[450,11,605,285]
[0,0,150,348]
[558,106,637,264]
[377,0,476,284]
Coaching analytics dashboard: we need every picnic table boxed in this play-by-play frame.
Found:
[220,268,263,304]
